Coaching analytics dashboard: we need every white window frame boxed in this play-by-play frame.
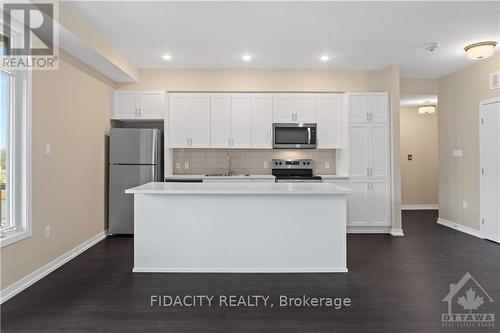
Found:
[0,19,32,248]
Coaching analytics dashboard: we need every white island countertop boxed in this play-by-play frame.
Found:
[126,181,352,195]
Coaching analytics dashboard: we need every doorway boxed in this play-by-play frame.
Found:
[480,98,500,243]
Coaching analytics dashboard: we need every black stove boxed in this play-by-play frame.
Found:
[272,159,322,183]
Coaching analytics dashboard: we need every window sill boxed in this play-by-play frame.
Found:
[0,229,32,248]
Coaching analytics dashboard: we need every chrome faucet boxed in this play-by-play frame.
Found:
[226,153,233,176]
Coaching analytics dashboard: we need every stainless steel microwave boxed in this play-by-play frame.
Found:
[273,123,317,149]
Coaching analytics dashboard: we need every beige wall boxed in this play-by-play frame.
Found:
[0,51,113,289]
[117,68,388,92]
[438,54,500,229]
[400,107,438,205]
[401,78,439,95]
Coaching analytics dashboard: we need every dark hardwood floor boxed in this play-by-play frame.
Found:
[2,210,499,332]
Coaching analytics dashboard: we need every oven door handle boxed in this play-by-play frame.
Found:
[307,127,312,145]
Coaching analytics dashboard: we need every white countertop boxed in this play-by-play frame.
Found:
[318,175,349,179]
[165,174,275,180]
[126,182,353,195]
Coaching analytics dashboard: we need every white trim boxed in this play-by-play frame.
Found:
[347,226,391,234]
[401,204,439,210]
[0,230,108,304]
[133,267,348,273]
[0,229,31,247]
[390,228,404,236]
[479,97,500,242]
[437,218,483,239]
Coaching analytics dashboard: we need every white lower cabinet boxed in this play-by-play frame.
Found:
[348,179,390,227]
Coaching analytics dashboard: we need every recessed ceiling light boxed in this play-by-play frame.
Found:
[464,41,497,60]
[320,55,331,62]
[242,54,252,62]
[162,53,172,61]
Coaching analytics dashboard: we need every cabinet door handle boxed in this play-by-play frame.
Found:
[366,112,369,121]
[138,108,141,117]
[187,138,190,146]
[228,138,231,146]
[369,112,373,121]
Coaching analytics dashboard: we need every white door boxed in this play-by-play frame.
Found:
[273,94,294,122]
[113,92,137,119]
[231,95,252,148]
[210,95,231,148]
[348,94,369,123]
[369,125,390,178]
[370,93,389,124]
[251,95,273,148]
[348,180,370,226]
[139,92,164,119]
[169,95,190,147]
[316,94,342,148]
[189,95,211,148]
[294,94,316,123]
[369,180,391,226]
[480,99,500,243]
[349,125,369,178]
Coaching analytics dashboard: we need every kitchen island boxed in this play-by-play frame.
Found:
[125,182,351,273]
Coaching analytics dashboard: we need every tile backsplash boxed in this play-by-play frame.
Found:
[173,149,336,175]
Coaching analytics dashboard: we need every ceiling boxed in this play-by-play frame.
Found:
[64,1,500,77]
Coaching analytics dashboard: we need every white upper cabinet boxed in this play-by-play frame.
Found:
[189,95,211,148]
[113,92,137,119]
[230,95,252,148]
[272,94,294,122]
[251,95,273,148]
[169,94,210,148]
[139,92,166,119]
[370,93,389,123]
[316,94,342,149]
[169,95,190,147]
[348,94,369,123]
[210,95,231,148]
[113,91,166,120]
[348,92,389,124]
[294,94,316,123]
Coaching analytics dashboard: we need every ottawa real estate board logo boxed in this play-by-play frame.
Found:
[442,272,495,328]
[1,1,59,70]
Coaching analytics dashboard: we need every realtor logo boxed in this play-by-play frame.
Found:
[442,272,495,328]
[1,1,58,70]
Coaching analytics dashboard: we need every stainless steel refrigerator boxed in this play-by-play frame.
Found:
[108,128,163,234]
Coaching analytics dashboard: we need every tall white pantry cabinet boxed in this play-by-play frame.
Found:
[347,93,391,229]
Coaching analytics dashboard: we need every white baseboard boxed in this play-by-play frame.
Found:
[401,204,439,210]
[347,226,391,234]
[390,228,404,236]
[0,230,108,304]
[133,267,349,273]
[437,218,482,239]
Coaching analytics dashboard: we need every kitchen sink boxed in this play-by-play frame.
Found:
[205,173,250,177]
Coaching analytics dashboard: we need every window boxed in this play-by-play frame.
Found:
[0,32,32,247]
[1,67,12,233]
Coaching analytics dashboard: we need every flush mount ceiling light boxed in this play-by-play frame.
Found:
[320,55,331,62]
[242,54,252,62]
[418,102,436,114]
[464,41,497,60]
[162,53,172,61]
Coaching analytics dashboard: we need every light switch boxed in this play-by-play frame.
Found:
[175,162,181,170]
[325,162,330,169]
[45,144,52,156]
[462,201,468,209]
[263,161,268,169]
[184,161,189,169]
[408,154,413,161]
[453,149,463,158]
